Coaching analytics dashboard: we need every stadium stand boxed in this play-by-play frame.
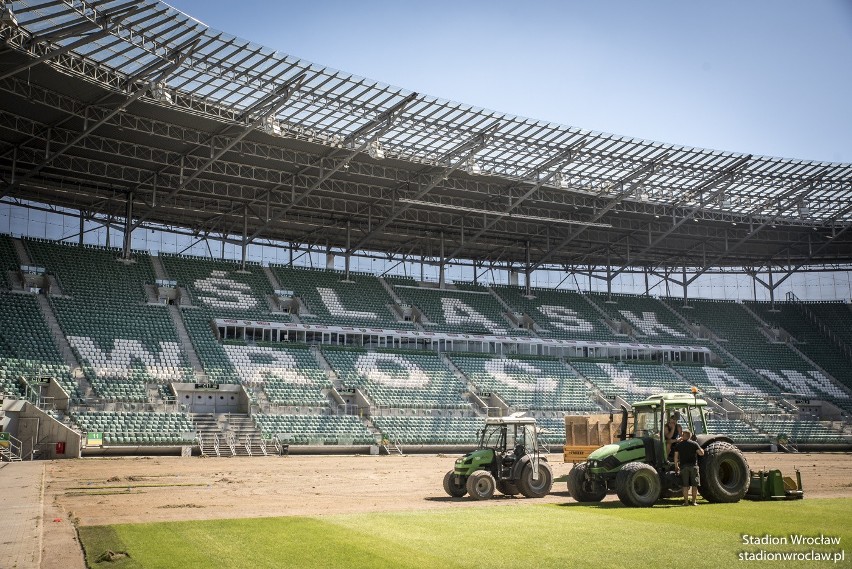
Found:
[705,418,768,445]
[535,417,568,445]
[746,301,852,392]
[68,410,196,445]
[802,302,852,347]
[671,363,782,398]
[389,281,528,335]
[372,415,481,445]
[159,254,280,319]
[750,418,848,445]
[253,413,374,445]
[587,292,706,345]
[24,240,195,402]
[273,266,411,327]
[322,347,469,409]
[449,353,600,411]
[179,308,241,385]
[1,236,849,451]
[725,395,787,414]
[0,234,18,289]
[492,285,618,341]
[0,292,80,400]
[665,298,852,409]
[222,341,330,406]
[569,359,691,401]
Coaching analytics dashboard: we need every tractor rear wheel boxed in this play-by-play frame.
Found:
[615,462,661,507]
[699,441,749,503]
[443,470,467,498]
[496,479,520,496]
[466,471,496,500]
[566,462,606,502]
[517,461,553,498]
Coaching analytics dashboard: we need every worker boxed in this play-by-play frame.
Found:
[674,429,705,506]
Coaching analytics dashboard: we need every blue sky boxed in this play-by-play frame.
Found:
[166,0,852,163]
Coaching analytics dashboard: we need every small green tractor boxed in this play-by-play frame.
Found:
[444,415,553,500]
[567,392,750,507]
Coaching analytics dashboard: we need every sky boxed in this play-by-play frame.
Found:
[166,1,851,163]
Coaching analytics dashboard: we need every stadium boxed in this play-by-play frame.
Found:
[0,1,850,567]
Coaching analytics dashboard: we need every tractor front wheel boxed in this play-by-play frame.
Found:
[517,461,553,498]
[699,441,749,503]
[466,471,496,500]
[566,462,606,502]
[443,470,467,498]
[615,462,661,507]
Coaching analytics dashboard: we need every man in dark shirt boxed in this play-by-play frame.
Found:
[674,430,705,506]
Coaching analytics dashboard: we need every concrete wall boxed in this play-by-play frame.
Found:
[2,400,81,459]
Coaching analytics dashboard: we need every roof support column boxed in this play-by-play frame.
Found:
[768,266,775,311]
[644,267,650,297]
[524,240,532,297]
[438,231,446,289]
[78,210,85,247]
[606,260,612,302]
[508,265,518,287]
[240,204,248,271]
[682,265,688,307]
[10,147,16,185]
[122,191,134,260]
[752,270,758,302]
[345,220,352,282]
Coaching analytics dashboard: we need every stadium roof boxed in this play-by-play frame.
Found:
[0,0,851,273]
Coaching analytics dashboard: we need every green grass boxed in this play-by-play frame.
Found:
[78,498,852,569]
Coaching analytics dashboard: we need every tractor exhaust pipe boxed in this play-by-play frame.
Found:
[618,405,629,441]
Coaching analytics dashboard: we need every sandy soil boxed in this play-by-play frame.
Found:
[40,452,852,568]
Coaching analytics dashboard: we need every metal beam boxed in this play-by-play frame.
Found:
[603,154,753,277]
[685,168,840,284]
[0,40,196,199]
[0,3,145,82]
[530,152,668,271]
[445,137,587,260]
[129,72,306,231]
[349,123,500,254]
[244,93,420,244]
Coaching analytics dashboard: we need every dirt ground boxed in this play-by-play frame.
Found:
[40,451,852,568]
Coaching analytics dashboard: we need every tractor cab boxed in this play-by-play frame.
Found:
[479,416,535,464]
[621,392,710,470]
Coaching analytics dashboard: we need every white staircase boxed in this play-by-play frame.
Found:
[167,304,205,375]
[150,255,168,281]
[34,294,81,372]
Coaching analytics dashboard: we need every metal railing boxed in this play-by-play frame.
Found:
[0,433,23,462]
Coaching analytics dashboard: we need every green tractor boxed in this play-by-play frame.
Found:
[567,392,750,507]
[444,415,553,500]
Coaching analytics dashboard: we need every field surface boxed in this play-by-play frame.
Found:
[38,452,852,568]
